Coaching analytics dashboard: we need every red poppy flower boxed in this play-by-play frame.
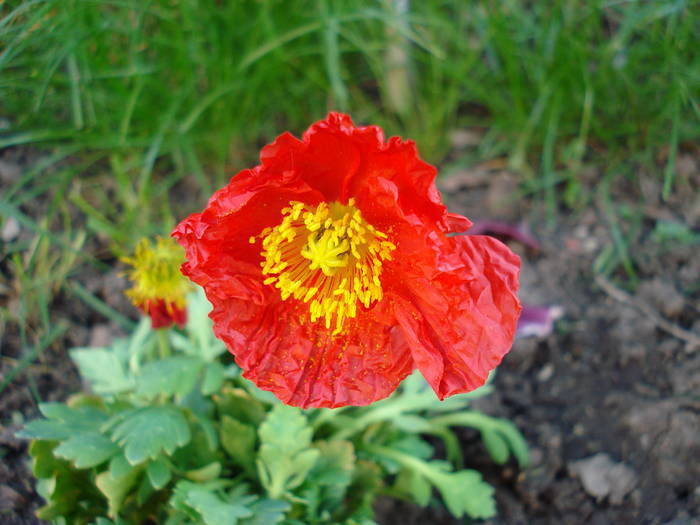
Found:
[173,113,521,408]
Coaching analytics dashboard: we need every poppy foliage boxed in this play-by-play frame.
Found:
[173,113,521,408]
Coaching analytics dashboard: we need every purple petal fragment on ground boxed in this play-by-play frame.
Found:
[468,220,540,251]
[517,305,564,338]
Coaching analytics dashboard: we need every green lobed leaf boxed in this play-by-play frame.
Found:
[493,419,530,468]
[70,344,134,395]
[184,461,222,482]
[135,356,204,399]
[433,469,496,519]
[109,453,133,479]
[146,458,172,490]
[408,460,495,519]
[194,412,219,452]
[18,403,108,440]
[54,431,120,468]
[171,416,221,471]
[343,460,383,524]
[29,440,64,479]
[481,428,510,464]
[108,406,191,465]
[201,361,226,395]
[368,446,496,520]
[94,518,130,525]
[394,468,431,507]
[35,464,100,521]
[431,412,529,468]
[19,420,76,441]
[126,317,156,371]
[137,472,155,505]
[220,415,257,472]
[304,440,355,518]
[215,386,267,426]
[257,405,320,499]
[170,288,226,361]
[239,498,290,525]
[184,485,253,525]
[95,467,142,518]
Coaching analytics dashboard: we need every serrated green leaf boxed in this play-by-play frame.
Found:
[94,518,130,525]
[95,467,141,518]
[257,405,320,499]
[169,480,198,516]
[127,317,156,372]
[194,412,219,452]
[304,440,355,517]
[71,345,134,395]
[184,461,222,482]
[19,419,76,441]
[201,361,225,395]
[44,403,108,426]
[185,486,252,525]
[392,414,431,433]
[394,468,431,507]
[344,460,382,523]
[35,463,98,521]
[368,446,495,520]
[482,428,509,464]
[146,458,172,490]
[410,471,432,507]
[239,498,290,525]
[412,460,495,518]
[54,431,119,468]
[493,420,530,468]
[434,469,495,519]
[220,416,256,471]
[431,412,529,468]
[29,440,63,479]
[215,386,266,426]
[109,453,132,479]
[18,404,108,440]
[109,406,191,465]
[66,392,106,411]
[171,288,226,361]
[136,356,203,399]
[137,472,155,504]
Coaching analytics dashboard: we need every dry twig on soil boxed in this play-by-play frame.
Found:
[594,275,700,352]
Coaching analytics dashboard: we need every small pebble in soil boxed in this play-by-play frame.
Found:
[569,453,637,505]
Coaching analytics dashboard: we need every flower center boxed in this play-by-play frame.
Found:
[122,237,190,312]
[253,199,395,334]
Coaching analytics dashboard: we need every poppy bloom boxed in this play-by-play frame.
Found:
[173,113,521,408]
[122,237,190,329]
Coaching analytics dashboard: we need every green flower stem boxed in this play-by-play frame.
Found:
[363,444,437,483]
[329,394,431,442]
[157,329,171,359]
[428,412,494,429]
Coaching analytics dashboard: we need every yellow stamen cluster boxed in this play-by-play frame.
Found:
[122,237,190,312]
[253,199,395,334]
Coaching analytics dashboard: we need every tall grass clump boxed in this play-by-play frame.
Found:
[2,1,697,179]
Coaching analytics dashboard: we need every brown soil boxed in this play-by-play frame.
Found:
[2,145,700,524]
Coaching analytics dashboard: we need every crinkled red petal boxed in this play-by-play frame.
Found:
[349,136,471,234]
[393,234,521,399]
[206,292,413,408]
[173,167,323,302]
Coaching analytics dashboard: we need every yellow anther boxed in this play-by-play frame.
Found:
[258,200,394,334]
[121,237,190,313]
